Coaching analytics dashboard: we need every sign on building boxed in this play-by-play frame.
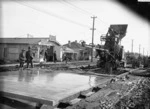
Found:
[49,35,56,41]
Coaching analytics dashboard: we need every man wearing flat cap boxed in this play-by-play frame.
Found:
[19,49,26,68]
[26,46,33,68]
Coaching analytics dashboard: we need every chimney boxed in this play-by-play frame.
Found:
[68,41,71,47]
[81,41,86,47]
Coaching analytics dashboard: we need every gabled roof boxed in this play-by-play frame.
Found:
[0,38,61,46]
[62,46,76,53]
[39,39,61,46]
[63,41,84,49]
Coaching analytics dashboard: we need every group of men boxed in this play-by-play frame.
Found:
[19,46,33,68]
[19,46,58,68]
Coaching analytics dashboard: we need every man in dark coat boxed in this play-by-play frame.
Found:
[19,49,26,68]
[44,49,49,62]
[26,46,33,68]
[53,51,57,63]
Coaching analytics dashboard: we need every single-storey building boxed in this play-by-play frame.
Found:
[0,37,62,62]
[63,40,96,60]
[61,46,77,61]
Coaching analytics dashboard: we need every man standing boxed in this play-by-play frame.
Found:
[53,51,57,63]
[26,46,33,68]
[63,53,68,64]
[44,49,49,62]
[19,49,26,68]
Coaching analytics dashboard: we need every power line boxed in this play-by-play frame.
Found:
[57,0,90,17]
[57,0,110,35]
[12,0,91,29]
[12,0,110,42]
[61,0,110,27]
[62,0,94,16]
[59,0,109,33]
[96,18,110,26]
[61,1,109,33]
[56,0,95,27]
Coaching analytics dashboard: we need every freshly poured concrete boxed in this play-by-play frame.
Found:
[0,68,112,106]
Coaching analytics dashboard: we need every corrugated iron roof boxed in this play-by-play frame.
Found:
[0,38,46,44]
[0,38,61,46]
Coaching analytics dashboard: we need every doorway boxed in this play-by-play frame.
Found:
[47,46,54,62]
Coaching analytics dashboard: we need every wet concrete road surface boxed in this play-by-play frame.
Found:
[0,68,112,107]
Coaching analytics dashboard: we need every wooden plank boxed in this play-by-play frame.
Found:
[69,98,81,105]
[85,92,95,97]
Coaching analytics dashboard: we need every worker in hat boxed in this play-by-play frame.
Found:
[19,49,26,68]
[26,46,34,68]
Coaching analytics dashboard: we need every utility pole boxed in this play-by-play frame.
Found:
[27,34,29,38]
[131,39,133,53]
[90,16,97,62]
[143,48,144,56]
[139,44,141,57]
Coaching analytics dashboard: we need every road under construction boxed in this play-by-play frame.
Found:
[0,64,150,109]
[0,25,150,109]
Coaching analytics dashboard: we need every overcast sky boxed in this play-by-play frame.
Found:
[1,0,150,54]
